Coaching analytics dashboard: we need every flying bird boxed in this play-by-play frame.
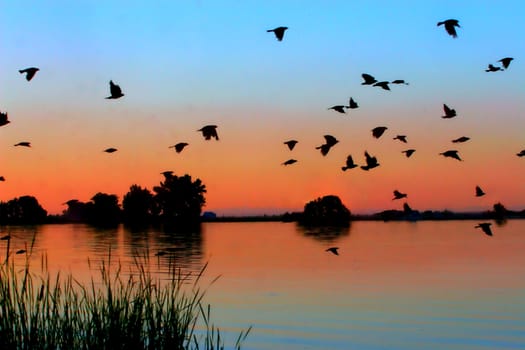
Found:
[442,104,457,119]
[198,125,219,140]
[0,111,10,127]
[267,26,288,41]
[475,185,485,197]
[103,148,118,153]
[485,64,502,72]
[0,176,5,182]
[106,80,124,99]
[328,105,347,114]
[393,135,407,143]
[391,79,409,85]
[361,151,379,171]
[392,190,407,200]
[499,57,513,69]
[169,142,189,153]
[325,247,339,255]
[437,19,460,38]
[282,159,297,166]
[19,67,39,81]
[452,136,470,143]
[517,150,525,157]
[440,150,462,161]
[16,249,26,255]
[284,140,298,150]
[347,97,359,109]
[402,149,416,158]
[373,81,390,91]
[372,126,388,139]
[475,223,493,236]
[14,142,31,147]
[316,135,339,156]
[341,155,358,171]
[361,73,377,85]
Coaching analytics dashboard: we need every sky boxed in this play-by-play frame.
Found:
[1,1,524,216]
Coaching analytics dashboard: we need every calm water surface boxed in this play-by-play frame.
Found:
[2,220,525,349]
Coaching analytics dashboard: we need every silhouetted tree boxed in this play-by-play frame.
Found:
[89,193,121,227]
[153,174,206,228]
[122,185,156,225]
[62,199,92,222]
[0,195,47,224]
[300,195,351,226]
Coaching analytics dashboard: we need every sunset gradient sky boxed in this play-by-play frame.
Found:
[1,1,524,215]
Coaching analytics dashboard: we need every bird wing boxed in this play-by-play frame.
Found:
[324,135,337,145]
[444,22,458,37]
[362,73,376,84]
[110,81,122,96]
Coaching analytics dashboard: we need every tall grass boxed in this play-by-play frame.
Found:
[0,244,251,350]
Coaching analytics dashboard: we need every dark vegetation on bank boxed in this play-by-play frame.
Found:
[0,171,524,228]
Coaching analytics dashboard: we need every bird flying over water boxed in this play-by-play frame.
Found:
[328,105,347,114]
[402,149,415,158]
[267,26,288,41]
[373,81,390,91]
[475,223,493,236]
[169,142,189,153]
[0,111,10,127]
[392,190,407,200]
[361,73,377,85]
[372,126,388,139]
[19,67,39,81]
[198,125,219,140]
[440,150,462,161]
[14,142,31,147]
[475,185,485,197]
[452,136,470,143]
[485,64,502,72]
[499,57,513,69]
[361,151,379,170]
[393,135,407,143]
[348,97,359,109]
[284,140,298,150]
[106,80,124,99]
[316,135,339,156]
[325,247,339,255]
[282,159,297,166]
[437,19,460,38]
[517,150,525,157]
[341,155,358,171]
[103,148,117,153]
[442,104,456,119]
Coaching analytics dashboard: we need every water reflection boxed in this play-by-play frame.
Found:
[295,223,351,243]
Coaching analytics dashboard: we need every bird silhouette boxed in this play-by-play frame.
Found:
[517,150,525,157]
[475,185,485,197]
[361,151,379,170]
[440,150,462,161]
[452,136,470,143]
[475,222,493,236]
[0,111,10,127]
[198,125,219,140]
[282,159,297,166]
[347,97,359,109]
[392,190,407,200]
[14,142,31,147]
[391,79,409,85]
[442,104,457,119]
[373,81,390,91]
[485,64,502,72]
[106,80,124,99]
[325,247,339,255]
[499,57,514,69]
[328,105,347,114]
[372,126,388,139]
[19,67,39,81]
[103,148,118,153]
[361,73,377,85]
[16,249,26,255]
[0,176,5,182]
[341,155,358,171]
[267,26,288,41]
[284,140,298,150]
[316,135,339,156]
[169,142,189,153]
[393,135,407,143]
[402,149,416,158]
[437,19,460,38]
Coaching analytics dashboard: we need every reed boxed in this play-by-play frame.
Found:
[0,244,250,350]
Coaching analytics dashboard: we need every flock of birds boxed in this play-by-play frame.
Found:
[0,19,523,253]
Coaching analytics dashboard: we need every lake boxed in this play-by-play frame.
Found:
[2,220,525,349]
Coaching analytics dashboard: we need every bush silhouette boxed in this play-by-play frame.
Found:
[300,195,351,226]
